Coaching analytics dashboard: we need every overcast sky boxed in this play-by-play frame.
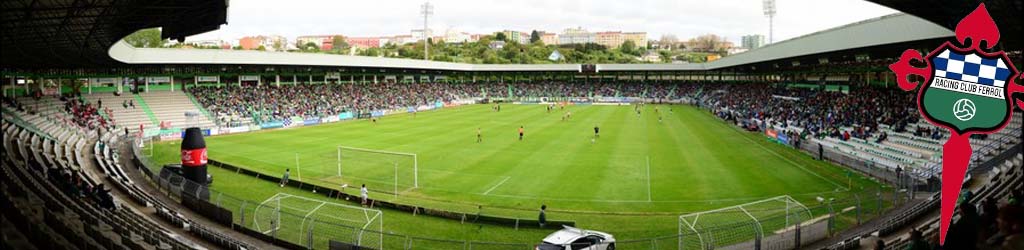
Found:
[186,0,898,44]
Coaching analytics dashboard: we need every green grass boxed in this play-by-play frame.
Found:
[145,104,888,246]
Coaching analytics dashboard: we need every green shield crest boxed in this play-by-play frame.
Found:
[920,46,1013,134]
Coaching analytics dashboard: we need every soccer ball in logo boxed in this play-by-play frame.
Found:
[953,99,976,121]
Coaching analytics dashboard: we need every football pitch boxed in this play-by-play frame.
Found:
[145,103,889,242]
[195,104,875,214]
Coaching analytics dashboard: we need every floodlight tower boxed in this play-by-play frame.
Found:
[421,2,433,60]
[763,0,776,44]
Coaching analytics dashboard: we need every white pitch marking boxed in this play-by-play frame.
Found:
[482,176,511,195]
[732,127,847,190]
[647,156,652,202]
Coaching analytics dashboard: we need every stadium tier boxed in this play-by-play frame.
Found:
[3,1,1023,250]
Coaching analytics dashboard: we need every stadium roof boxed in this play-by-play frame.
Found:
[107,13,952,73]
[867,0,1022,48]
[1,0,228,69]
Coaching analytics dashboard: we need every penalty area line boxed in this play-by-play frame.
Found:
[482,176,511,195]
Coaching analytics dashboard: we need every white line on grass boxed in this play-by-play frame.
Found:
[646,156,652,202]
[731,127,848,190]
[482,176,511,195]
[481,189,845,204]
[304,203,327,218]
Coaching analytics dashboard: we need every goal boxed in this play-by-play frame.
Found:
[253,193,383,249]
[327,146,418,196]
[678,196,813,250]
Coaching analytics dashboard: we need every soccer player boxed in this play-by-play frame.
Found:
[360,184,369,205]
[538,205,547,228]
[518,126,524,141]
[476,127,482,143]
[279,169,290,187]
[594,125,600,139]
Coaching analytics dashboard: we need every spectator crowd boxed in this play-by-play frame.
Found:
[691,82,923,143]
[188,81,690,125]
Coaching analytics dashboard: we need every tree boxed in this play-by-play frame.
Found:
[530,30,541,44]
[272,40,284,51]
[331,35,349,52]
[359,47,381,57]
[123,28,165,48]
[686,34,730,53]
[658,50,672,63]
[300,42,319,52]
[256,45,267,51]
[658,34,679,50]
[620,40,637,55]
[495,32,507,42]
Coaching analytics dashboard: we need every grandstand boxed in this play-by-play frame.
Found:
[2,1,1022,250]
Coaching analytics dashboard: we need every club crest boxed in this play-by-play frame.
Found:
[889,3,1023,246]
[919,44,1014,134]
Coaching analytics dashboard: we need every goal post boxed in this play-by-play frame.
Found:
[678,195,813,250]
[253,193,384,249]
[335,146,419,194]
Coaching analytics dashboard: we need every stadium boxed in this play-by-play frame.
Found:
[1,0,1022,250]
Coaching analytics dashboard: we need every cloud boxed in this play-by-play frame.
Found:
[186,0,898,44]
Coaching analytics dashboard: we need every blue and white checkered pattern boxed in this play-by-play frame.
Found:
[932,49,1011,87]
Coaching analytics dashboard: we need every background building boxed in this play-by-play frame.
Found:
[469,34,485,43]
[499,30,529,44]
[741,34,766,50]
[411,29,434,42]
[296,35,331,48]
[346,37,380,48]
[444,29,471,44]
[238,36,261,50]
[595,31,624,48]
[391,35,415,45]
[183,39,228,49]
[559,27,595,45]
[623,32,648,48]
[539,32,558,45]
[238,35,287,51]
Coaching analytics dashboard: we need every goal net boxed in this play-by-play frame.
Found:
[319,146,418,197]
[253,193,383,249]
[678,196,813,250]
